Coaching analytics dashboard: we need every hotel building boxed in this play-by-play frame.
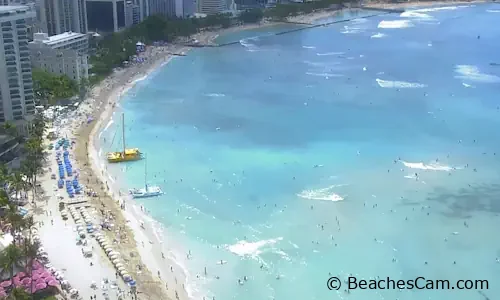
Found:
[29,31,89,82]
[0,6,36,130]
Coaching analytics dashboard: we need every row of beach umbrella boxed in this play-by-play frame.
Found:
[94,233,135,286]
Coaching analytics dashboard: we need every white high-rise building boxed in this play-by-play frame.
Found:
[197,0,225,14]
[29,32,89,82]
[39,0,87,36]
[0,6,36,130]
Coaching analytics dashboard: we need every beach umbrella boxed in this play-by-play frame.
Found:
[47,280,58,287]
[32,274,40,281]
[35,282,47,290]
[0,290,6,297]
[44,276,56,283]
[0,280,12,288]
[119,269,128,276]
[127,280,136,287]
[112,258,120,265]
[21,278,31,285]
[17,272,26,278]
[41,271,51,278]
[109,254,118,259]
[117,266,125,272]
[104,246,113,252]
[123,275,132,282]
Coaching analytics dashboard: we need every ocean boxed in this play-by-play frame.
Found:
[99,4,500,300]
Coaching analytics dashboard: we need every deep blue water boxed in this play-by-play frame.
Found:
[100,4,500,300]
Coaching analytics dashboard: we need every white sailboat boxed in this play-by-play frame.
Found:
[129,155,163,199]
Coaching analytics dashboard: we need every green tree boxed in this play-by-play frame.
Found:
[0,244,23,280]
[239,9,264,24]
[32,68,79,105]
[7,287,30,300]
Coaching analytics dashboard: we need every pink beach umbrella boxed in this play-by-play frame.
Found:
[35,282,47,290]
[13,279,22,288]
[35,279,45,286]
[47,280,58,287]
[0,280,12,288]
[0,290,6,298]
[32,274,40,281]
[40,272,51,278]
[17,272,26,278]
[21,277,31,285]
[44,276,56,283]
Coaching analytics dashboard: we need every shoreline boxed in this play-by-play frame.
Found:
[73,1,491,299]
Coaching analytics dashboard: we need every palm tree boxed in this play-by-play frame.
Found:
[21,237,41,299]
[5,204,24,240]
[9,172,26,202]
[0,244,22,280]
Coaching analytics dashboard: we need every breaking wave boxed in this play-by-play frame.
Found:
[378,20,414,29]
[297,185,345,202]
[376,78,427,88]
[401,161,453,172]
[371,32,387,39]
[316,52,344,56]
[228,237,283,258]
[454,65,500,83]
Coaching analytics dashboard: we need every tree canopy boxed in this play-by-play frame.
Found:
[32,69,79,105]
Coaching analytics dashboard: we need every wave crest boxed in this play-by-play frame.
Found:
[454,65,500,83]
[378,20,414,29]
[376,78,427,88]
[297,185,345,202]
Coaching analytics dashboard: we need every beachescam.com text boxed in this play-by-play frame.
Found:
[347,276,489,290]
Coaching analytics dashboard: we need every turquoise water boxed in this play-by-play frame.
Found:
[100,5,500,300]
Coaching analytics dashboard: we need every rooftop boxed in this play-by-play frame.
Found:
[34,31,87,46]
[0,5,30,14]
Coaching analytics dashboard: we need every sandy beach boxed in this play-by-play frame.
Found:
[34,1,489,299]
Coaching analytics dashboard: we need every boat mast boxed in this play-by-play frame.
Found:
[122,113,126,155]
[144,155,147,190]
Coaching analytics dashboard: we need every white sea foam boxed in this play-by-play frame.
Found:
[204,93,226,97]
[378,20,414,29]
[297,185,345,202]
[487,9,500,13]
[228,237,283,257]
[400,11,433,19]
[414,5,469,13]
[376,78,427,88]
[306,72,344,78]
[316,52,344,56]
[401,161,453,171]
[303,45,316,49]
[341,25,363,34]
[371,32,387,38]
[239,37,259,51]
[454,65,500,83]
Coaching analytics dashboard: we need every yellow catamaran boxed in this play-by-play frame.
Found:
[107,113,142,163]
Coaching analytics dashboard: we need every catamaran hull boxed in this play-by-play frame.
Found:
[130,192,163,198]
